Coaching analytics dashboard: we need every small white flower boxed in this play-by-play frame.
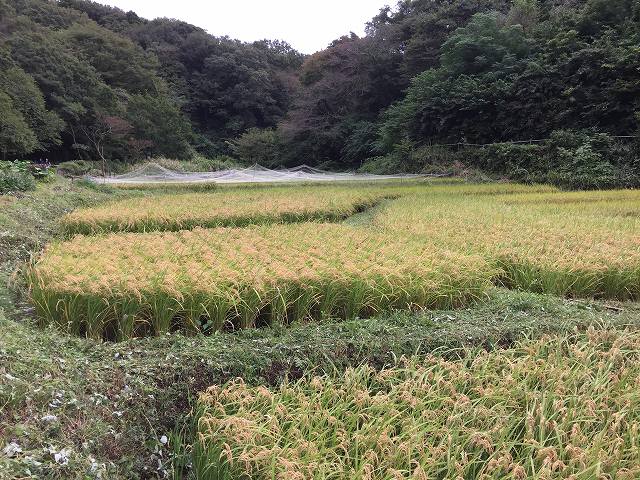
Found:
[159,435,168,445]
[53,448,71,465]
[2,442,22,457]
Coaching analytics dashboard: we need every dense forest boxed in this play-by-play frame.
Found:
[1,0,639,186]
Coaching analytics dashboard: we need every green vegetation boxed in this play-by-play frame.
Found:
[0,161,36,194]
[2,0,639,187]
[3,0,640,476]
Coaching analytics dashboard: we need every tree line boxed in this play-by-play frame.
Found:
[1,0,639,185]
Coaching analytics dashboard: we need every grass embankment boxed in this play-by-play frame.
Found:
[196,327,640,480]
[4,287,640,479]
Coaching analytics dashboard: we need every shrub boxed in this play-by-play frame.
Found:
[229,128,283,167]
[0,160,36,194]
[379,129,639,188]
[28,162,54,181]
[56,160,95,177]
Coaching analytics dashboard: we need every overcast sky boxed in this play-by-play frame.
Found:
[97,1,392,54]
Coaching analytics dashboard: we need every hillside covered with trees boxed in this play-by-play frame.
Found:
[1,0,639,187]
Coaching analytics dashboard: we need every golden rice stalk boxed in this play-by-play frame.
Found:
[196,328,640,479]
[27,223,494,340]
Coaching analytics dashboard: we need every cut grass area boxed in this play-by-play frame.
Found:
[27,223,492,340]
[196,327,640,480]
[60,185,409,235]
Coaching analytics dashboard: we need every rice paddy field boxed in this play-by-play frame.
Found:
[60,185,405,235]
[27,182,640,340]
[13,179,640,478]
[196,327,640,480]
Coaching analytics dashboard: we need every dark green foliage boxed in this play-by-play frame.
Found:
[0,91,37,159]
[2,0,639,184]
[280,0,640,179]
[365,130,639,189]
[59,22,160,93]
[60,0,304,155]
[0,48,63,158]
[1,0,244,165]
[56,160,96,177]
[440,12,532,75]
[126,93,193,159]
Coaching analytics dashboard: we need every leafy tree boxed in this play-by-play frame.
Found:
[126,93,193,159]
[229,128,282,167]
[0,66,64,152]
[0,47,62,158]
[440,12,532,75]
[507,0,540,33]
[0,92,37,159]
[60,22,160,93]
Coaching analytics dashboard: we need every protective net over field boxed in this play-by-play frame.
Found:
[88,163,426,185]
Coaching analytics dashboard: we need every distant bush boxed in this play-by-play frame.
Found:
[0,160,37,194]
[130,156,238,173]
[56,160,95,178]
[189,155,237,172]
[370,130,640,189]
[229,128,283,167]
[361,143,478,177]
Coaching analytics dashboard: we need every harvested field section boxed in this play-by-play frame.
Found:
[27,224,492,340]
[196,328,640,480]
[60,185,409,235]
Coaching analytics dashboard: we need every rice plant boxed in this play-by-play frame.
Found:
[195,327,640,480]
[60,185,408,235]
[28,182,640,340]
[372,189,640,300]
[27,223,493,340]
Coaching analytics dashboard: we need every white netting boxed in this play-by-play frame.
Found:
[88,163,427,185]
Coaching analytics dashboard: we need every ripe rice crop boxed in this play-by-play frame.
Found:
[28,182,640,340]
[371,190,640,299]
[27,224,492,340]
[195,327,640,480]
[61,185,408,235]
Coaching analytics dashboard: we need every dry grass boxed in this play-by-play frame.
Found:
[196,327,640,480]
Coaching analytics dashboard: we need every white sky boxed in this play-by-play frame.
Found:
[97,1,392,54]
